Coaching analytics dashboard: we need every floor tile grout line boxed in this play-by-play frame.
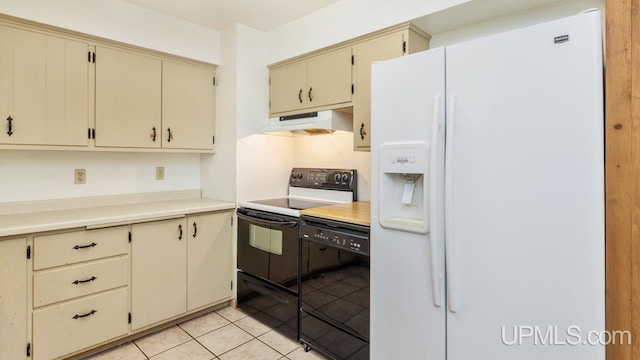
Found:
[134,325,193,359]
[132,341,150,360]
[176,322,220,359]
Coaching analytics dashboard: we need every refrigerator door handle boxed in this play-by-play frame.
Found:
[446,95,460,313]
[429,95,444,308]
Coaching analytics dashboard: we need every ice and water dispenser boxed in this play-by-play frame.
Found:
[379,142,430,234]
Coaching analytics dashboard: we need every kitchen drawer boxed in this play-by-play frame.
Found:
[34,226,129,270]
[34,255,128,307]
[33,287,128,360]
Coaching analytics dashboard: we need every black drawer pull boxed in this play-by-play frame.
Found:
[193,222,197,238]
[7,116,13,136]
[72,309,97,319]
[178,224,183,240]
[72,276,97,285]
[72,242,97,250]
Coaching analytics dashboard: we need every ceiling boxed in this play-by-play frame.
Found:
[122,0,341,32]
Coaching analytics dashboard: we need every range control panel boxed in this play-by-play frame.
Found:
[289,168,357,193]
[300,221,369,256]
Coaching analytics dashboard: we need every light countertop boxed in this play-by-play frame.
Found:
[0,197,236,238]
[300,201,370,227]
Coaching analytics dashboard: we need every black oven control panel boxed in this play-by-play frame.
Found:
[290,168,357,194]
[300,220,369,256]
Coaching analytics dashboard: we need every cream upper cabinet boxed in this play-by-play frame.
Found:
[131,218,187,330]
[0,25,89,146]
[0,237,27,360]
[186,211,233,311]
[269,62,307,114]
[95,46,161,149]
[162,61,216,150]
[270,47,353,115]
[353,29,430,151]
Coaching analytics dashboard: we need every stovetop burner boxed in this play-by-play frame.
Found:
[239,168,358,217]
[249,197,337,211]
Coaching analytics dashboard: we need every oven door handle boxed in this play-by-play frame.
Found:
[243,280,290,305]
[237,212,298,228]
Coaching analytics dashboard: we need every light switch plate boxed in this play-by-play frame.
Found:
[156,167,165,180]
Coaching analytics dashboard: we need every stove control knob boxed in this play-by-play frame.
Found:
[291,172,297,179]
[296,172,303,179]
[342,174,350,182]
[334,174,341,182]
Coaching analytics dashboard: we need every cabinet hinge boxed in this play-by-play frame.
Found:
[351,84,354,94]
[88,128,92,139]
[351,54,354,65]
[27,342,31,357]
[230,281,233,290]
[402,41,407,54]
[88,51,91,63]
[213,135,215,145]
[269,78,271,86]
[128,312,132,324]
[26,245,31,259]
[213,76,216,86]
[230,216,234,226]
[128,231,132,243]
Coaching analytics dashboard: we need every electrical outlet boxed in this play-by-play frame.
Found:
[156,167,165,180]
[74,169,86,184]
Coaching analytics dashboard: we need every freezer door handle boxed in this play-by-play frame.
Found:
[446,95,460,313]
[429,95,444,307]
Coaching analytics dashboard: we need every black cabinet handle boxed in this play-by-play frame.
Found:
[193,222,197,238]
[151,126,157,142]
[359,122,367,141]
[72,309,97,319]
[298,89,303,103]
[73,242,97,250]
[167,128,172,143]
[178,224,183,240]
[308,87,313,102]
[72,276,97,285]
[6,116,13,136]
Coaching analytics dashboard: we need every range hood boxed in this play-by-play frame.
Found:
[261,110,353,134]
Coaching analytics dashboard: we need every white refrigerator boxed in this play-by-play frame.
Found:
[370,10,604,360]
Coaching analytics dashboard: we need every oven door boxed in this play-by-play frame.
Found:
[237,208,303,290]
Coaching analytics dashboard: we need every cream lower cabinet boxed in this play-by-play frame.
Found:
[131,218,187,330]
[187,211,233,311]
[162,61,216,151]
[353,28,430,151]
[0,237,28,360]
[0,24,89,146]
[31,226,130,360]
[95,46,162,149]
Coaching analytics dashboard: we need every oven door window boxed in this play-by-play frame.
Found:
[249,224,283,255]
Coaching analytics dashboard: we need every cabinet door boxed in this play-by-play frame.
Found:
[131,218,186,330]
[44,36,89,146]
[353,32,405,151]
[306,47,353,109]
[0,26,89,146]
[0,238,27,360]
[162,61,215,150]
[0,25,14,143]
[95,46,161,148]
[187,212,232,311]
[269,62,307,114]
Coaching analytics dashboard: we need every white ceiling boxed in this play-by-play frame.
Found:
[122,0,341,31]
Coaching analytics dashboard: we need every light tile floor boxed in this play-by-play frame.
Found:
[83,306,328,360]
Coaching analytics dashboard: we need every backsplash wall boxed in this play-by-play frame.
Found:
[293,132,371,201]
[0,151,201,203]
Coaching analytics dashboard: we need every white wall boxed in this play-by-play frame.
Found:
[428,0,605,48]
[0,0,220,63]
[0,1,220,204]
[266,0,468,63]
[0,151,200,203]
